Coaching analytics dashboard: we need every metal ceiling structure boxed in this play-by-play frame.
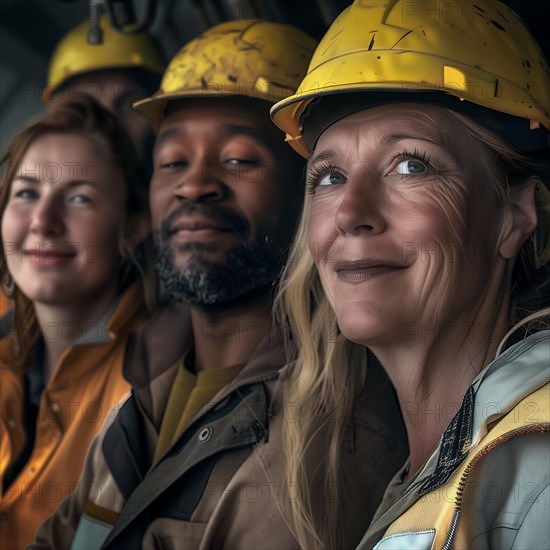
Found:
[0,0,548,150]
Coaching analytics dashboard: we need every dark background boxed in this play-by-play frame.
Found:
[1,0,549,148]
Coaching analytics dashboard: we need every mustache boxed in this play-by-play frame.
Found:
[159,203,249,242]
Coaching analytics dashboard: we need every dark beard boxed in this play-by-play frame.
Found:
[153,204,282,306]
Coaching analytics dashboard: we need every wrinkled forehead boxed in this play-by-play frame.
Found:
[334,102,450,125]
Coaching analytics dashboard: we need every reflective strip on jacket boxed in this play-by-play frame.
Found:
[359,330,550,550]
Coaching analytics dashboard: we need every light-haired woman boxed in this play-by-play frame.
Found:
[0,94,155,548]
[271,1,550,548]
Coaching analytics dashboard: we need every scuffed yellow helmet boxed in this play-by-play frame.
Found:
[133,20,317,126]
[44,15,165,103]
[271,0,550,158]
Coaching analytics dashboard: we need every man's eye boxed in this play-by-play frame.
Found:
[161,160,187,169]
[224,158,257,165]
[319,171,347,186]
[395,159,427,175]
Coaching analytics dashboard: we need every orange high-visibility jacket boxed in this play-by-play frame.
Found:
[0,283,148,549]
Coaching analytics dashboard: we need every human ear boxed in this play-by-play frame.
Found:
[498,179,537,260]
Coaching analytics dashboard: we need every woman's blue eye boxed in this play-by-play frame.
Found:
[319,172,346,186]
[395,160,426,174]
[15,189,38,199]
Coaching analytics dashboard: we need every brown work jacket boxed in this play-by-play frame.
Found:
[31,300,407,549]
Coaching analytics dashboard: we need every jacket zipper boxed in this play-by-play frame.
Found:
[441,508,460,550]
[441,423,550,548]
[368,333,550,542]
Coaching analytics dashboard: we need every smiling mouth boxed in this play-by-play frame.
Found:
[166,218,244,249]
[24,250,77,264]
[169,219,236,235]
[334,259,404,283]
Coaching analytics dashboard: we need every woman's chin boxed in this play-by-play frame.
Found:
[333,301,394,347]
[337,316,390,348]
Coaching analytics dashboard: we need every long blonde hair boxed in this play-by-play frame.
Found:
[274,194,367,550]
[275,105,550,549]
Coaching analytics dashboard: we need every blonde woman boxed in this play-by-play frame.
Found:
[0,94,154,548]
[29,21,408,550]
[272,1,550,548]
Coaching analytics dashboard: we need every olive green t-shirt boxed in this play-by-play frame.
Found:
[154,361,244,462]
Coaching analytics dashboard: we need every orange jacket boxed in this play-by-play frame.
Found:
[0,292,11,317]
[0,283,148,549]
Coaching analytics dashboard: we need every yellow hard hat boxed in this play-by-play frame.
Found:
[44,15,165,103]
[271,0,550,158]
[133,20,317,126]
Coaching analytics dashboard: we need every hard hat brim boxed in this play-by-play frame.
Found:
[271,78,550,158]
[134,87,295,129]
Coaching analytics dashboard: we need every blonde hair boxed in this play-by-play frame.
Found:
[275,105,550,549]
[274,196,367,550]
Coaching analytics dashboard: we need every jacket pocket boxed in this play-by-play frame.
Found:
[142,518,207,549]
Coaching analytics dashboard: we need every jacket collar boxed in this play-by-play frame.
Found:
[409,330,550,497]
[123,298,287,429]
[471,329,550,439]
[364,330,550,547]
[0,281,146,374]
[104,282,148,339]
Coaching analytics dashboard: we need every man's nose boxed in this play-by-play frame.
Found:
[174,162,226,203]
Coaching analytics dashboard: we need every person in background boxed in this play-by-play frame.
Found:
[271,0,550,548]
[43,14,166,168]
[0,15,165,337]
[32,20,406,549]
[0,93,155,548]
